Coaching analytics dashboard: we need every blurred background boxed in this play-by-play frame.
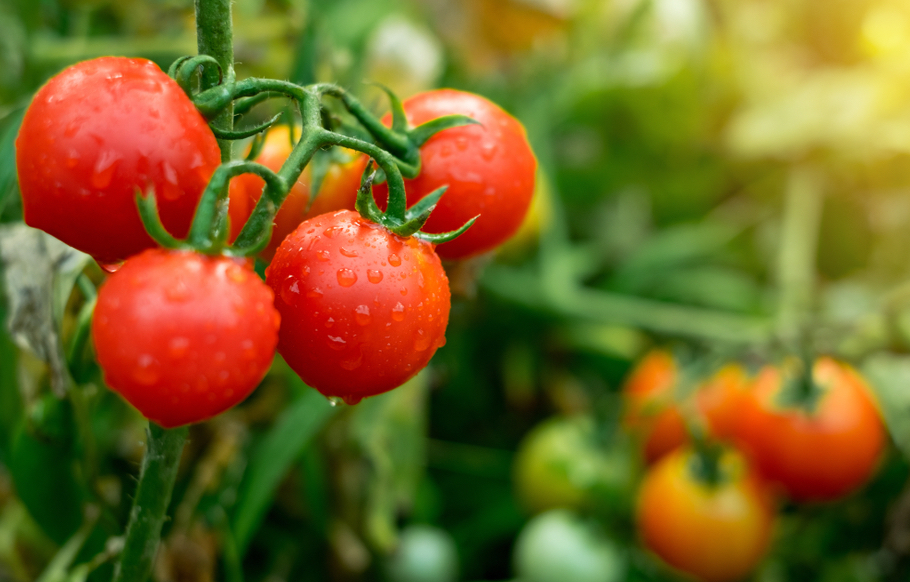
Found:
[5,0,910,580]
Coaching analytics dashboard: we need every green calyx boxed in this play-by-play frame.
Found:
[776,355,823,414]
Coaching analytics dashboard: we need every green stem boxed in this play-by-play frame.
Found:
[776,166,823,346]
[112,423,188,582]
[195,0,235,161]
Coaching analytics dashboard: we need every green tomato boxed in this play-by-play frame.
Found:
[385,525,459,582]
[513,510,625,582]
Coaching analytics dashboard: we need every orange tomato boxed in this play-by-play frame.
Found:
[736,357,886,502]
[228,126,366,260]
[636,447,775,582]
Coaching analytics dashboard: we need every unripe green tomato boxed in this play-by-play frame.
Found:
[385,525,459,582]
[513,510,625,582]
[513,416,635,514]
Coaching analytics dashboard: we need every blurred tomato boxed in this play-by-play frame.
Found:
[513,416,634,514]
[228,126,366,260]
[736,357,886,502]
[385,525,459,582]
[636,447,775,582]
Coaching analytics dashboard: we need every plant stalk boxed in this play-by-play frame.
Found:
[112,423,188,582]
[195,0,235,161]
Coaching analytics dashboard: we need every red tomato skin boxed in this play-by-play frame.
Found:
[16,57,220,263]
[637,448,775,582]
[737,358,886,502]
[265,210,450,403]
[92,249,280,428]
[622,351,688,464]
[373,89,537,260]
[228,127,366,260]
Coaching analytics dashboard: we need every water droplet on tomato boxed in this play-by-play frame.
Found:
[389,254,401,267]
[65,151,79,168]
[441,144,453,157]
[327,396,344,407]
[400,287,408,296]
[337,269,357,287]
[392,303,406,322]
[340,246,358,257]
[306,287,324,298]
[367,270,383,283]
[316,250,331,262]
[354,305,371,326]
[456,137,468,151]
[481,142,497,161]
[91,150,121,189]
[340,349,363,371]
[166,282,190,302]
[132,354,160,385]
[342,394,363,405]
[414,329,431,351]
[435,336,447,348]
[324,226,340,238]
[97,260,123,274]
[280,278,300,305]
[325,317,335,328]
[326,335,346,350]
[168,337,190,358]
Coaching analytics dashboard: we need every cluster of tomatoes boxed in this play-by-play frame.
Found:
[15,56,536,427]
[623,350,887,582]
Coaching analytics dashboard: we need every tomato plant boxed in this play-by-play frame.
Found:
[92,249,280,428]
[636,447,775,582]
[228,126,366,259]
[372,89,537,260]
[265,209,450,404]
[736,357,886,502]
[16,57,220,263]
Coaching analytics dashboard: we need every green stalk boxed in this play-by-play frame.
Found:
[112,424,188,582]
[195,0,235,161]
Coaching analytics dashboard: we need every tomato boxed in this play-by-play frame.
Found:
[16,57,220,264]
[228,127,366,260]
[621,351,686,464]
[622,352,750,464]
[265,210,450,403]
[92,249,280,428]
[636,447,775,582]
[512,416,635,515]
[736,357,886,502]
[385,525,460,582]
[373,89,537,260]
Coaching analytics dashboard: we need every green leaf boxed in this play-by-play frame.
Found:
[408,114,480,148]
[231,381,336,554]
[0,109,24,219]
[861,353,910,459]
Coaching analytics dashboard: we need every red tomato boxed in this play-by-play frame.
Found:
[637,447,775,582]
[16,57,220,263]
[623,353,750,464]
[265,210,450,403]
[228,127,366,260]
[737,357,886,502]
[92,249,280,428]
[372,89,537,260]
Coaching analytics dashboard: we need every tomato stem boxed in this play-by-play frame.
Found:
[112,423,188,582]
[195,0,235,162]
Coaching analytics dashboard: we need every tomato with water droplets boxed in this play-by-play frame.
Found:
[372,89,537,260]
[92,249,280,428]
[265,210,450,403]
[228,126,365,260]
[16,57,220,263]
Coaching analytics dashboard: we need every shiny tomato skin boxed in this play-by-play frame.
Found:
[16,57,220,263]
[373,89,537,260]
[637,448,775,582]
[228,127,365,260]
[92,249,280,428]
[737,358,886,502]
[696,364,750,442]
[265,210,450,403]
[622,351,687,464]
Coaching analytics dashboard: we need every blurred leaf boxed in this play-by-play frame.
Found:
[232,382,336,554]
[861,353,910,458]
[0,224,90,396]
[0,108,24,219]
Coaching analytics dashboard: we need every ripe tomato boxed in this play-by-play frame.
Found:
[373,89,537,260]
[623,352,749,464]
[736,357,886,502]
[228,127,366,260]
[92,249,280,428]
[636,447,775,582]
[265,210,450,403]
[16,57,220,263]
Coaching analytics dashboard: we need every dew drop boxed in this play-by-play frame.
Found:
[316,250,331,262]
[324,226,340,238]
[435,336,447,348]
[481,142,497,161]
[65,151,79,168]
[132,354,160,385]
[327,396,344,407]
[337,268,357,287]
[339,349,363,371]
[325,317,335,329]
[400,287,408,296]
[326,335,347,351]
[392,302,406,322]
[91,150,121,189]
[97,260,123,274]
[241,339,257,359]
[166,282,191,302]
[354,305,371,326]
[168,337,190,358]
[342,394,363,405]
[340,246,359,257]
[456,136,468,151]
[414,329,431,351]
[367,269,384,284]
[306,287,324,298]
[280,278,300,305]
[388,254,401,267]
